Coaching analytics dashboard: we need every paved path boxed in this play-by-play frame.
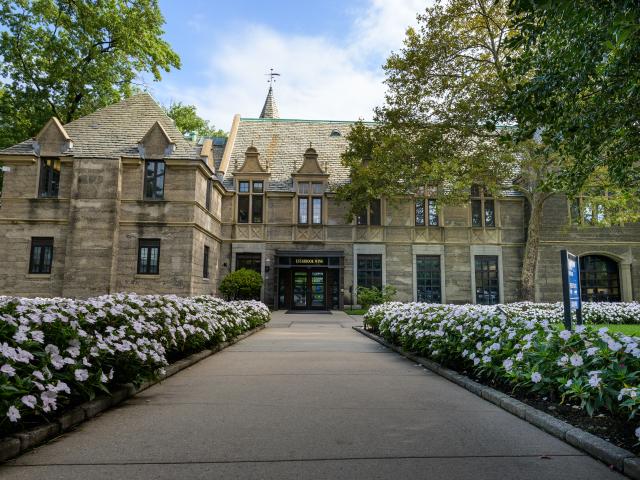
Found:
[1,312,624,479]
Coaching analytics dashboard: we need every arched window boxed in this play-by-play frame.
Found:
[579,255,621,302]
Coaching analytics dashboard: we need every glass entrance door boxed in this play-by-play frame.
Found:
[293,271,308,309]
[291,270,326,310]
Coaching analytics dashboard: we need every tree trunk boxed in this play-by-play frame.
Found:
[520,193,545,301]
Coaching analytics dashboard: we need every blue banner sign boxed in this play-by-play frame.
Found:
[561,250,583,329]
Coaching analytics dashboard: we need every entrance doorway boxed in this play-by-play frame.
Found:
[293,270,326,309]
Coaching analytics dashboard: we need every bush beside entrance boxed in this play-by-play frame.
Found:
[219,269,263,300]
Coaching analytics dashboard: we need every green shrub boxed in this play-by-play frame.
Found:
[219,268,263,300]
[356,285,397,310]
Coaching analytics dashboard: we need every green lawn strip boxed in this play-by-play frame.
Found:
[344,308,368,315]
[592,324,640,336]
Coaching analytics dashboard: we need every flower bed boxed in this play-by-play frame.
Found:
[499,301,640,325]
[0,294,269,433]
[365,302,640,448]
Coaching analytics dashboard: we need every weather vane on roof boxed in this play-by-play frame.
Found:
[266,68,280,85]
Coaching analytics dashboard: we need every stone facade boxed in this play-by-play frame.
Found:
[1,91,638,307]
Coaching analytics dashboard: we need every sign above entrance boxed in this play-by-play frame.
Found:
[293,257,327,266]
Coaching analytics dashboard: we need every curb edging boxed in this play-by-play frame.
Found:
[354,326,638,479]
[0,323,266,463]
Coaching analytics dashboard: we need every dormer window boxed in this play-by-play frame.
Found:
[298,181,323,225]
[237,180,264,223]
[38,158,60,198]
[144,160,165,200]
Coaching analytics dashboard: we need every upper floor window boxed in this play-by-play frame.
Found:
[570,193,609,225]
[356,199,381,226]
[138,238,160,274]
[415,198,438,226]
[205,178,212,211]
[144,160,165,200]
[298,181,323,225]
[38,158,60,198]
[29,237,53,274]
[203,245,210,279]
[237,180,263,223]
[471,185,495,227]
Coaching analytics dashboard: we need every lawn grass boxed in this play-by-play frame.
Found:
[592,324,640,336]
[344,308,368,316]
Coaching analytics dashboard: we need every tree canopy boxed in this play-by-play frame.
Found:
[505,0,640,192]
[162,101,226,138]
[0,0,180,149]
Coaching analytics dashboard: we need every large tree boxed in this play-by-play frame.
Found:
[506,0,640,192]
[163,101,226,138]
[338,0,565,301]
[0,0,180,149]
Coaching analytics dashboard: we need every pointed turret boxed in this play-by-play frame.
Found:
[259,85,279,119]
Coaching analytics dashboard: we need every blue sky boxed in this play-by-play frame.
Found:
[149,0,428,131]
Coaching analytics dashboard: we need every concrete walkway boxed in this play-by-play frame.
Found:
[1,312,624,479]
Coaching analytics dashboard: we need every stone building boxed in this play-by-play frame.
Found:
[1,89,638,307]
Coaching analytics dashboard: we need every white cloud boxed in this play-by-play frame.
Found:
[155,0,430,131]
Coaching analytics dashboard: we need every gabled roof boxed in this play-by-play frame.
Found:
[222,117,354,191]
[0,93,198,160]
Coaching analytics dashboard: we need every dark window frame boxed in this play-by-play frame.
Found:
[143,160,166,200]
[297,182,324,225]
[357,254,383,290]
[474,255,499,305]
[203,245,210,279]
[415,198,439,226]
[237,180,264,224]
[205,178,212,211]
[470,185,495,228]
[357,199,382,226]
[579,255,621,302]
[29,237,54,274]
[416,255,442,303]
[137,239,161,275]
[38,158,61,198]
[236,252,261,273]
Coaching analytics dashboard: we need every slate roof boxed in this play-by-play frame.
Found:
[0,93,198,160]
[222,118,357,192]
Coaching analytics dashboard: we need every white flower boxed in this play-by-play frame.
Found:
[21,395,37,408]
[557,355,569,366]
[7,406,20,422]
[531,372,542,383]
[1,364,16,377]
[40,391,57,412]
[44,344,59,355]
[569,354,584,367]
[33,370,45,381]
[30,330,45,343]
[588,371,602,388]
[503,359,514,372]
[586,347,599,357]
[565,379,573,388]
[100,372,108,383]
[607,341,622,352]
[636,427,640,441]
[559,330,572,341]
[54,381,70,394]
[74,369,89,382]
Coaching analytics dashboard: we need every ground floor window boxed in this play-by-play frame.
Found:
[29,237,53,274]
[138,239,160,274]
[475,255,499,304]
[236,253,261,273]
[357,254,382,290]
[416,255,441,303]
[580,255,620,302]
[203,245,210,279]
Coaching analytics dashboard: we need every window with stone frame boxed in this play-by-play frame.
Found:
[569,190,610,225]
[415,198,439,226]
[137,239,160,275]
[236,253,261,273]
[356,199,381,226]
[205,178,212,211]
[144,160,165,200]
[297,181,323,225]
[470,185,495,227]
[203,245,210,279]
[416,255,442,302]
[357,254,383,290]
[474,255,499,304]
[38,158,61,198]
[29,237,54,274]
[237,180,264,224]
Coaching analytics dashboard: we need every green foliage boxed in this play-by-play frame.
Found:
[356,285,397,310]
[162,101,226,138]
[505,0,640,194]
[0,0,180,148]
[219,269,263,300]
